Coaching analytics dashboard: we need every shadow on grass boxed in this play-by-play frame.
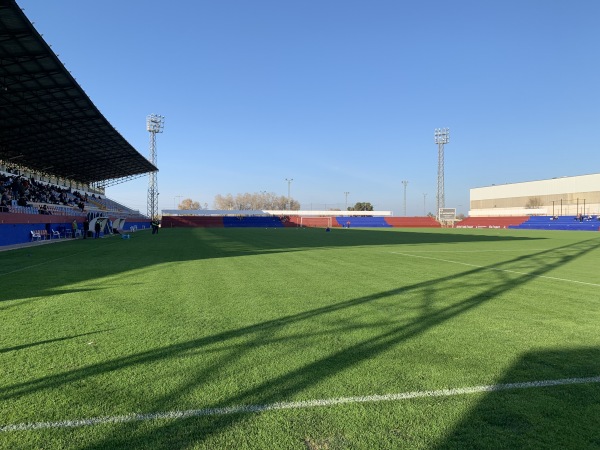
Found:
[0,329,112,355]
[1,235,598,448]
[434,347,600,449]
[0,227,548,304]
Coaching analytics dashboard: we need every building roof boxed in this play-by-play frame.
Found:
[0,0,157,186]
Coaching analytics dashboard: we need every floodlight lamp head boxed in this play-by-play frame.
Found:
[434,127,449,144]
[146,114,165,133]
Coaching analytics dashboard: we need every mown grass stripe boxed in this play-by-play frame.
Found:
[389,251,600,287]
[2,376,599,432]
[0,242,119,277]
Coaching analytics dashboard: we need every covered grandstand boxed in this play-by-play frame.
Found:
[468,173,600,218]
[458,173,600,231]
[0,0,156,246]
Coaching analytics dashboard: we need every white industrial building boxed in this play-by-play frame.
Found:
[469,173,600,217]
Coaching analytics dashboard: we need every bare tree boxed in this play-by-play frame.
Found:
[214,194,235,210]
[525,197,543,209]
[289,198,301,210]
[178,198,200,210]
[214,192,300,210]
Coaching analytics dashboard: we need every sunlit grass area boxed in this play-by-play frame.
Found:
[1,227,600,449]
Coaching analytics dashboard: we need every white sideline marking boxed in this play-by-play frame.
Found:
[393,249,549,253]
[389,251,600,288]
[1,376,599,432]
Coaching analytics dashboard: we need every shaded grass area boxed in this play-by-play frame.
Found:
[0,228,599,449]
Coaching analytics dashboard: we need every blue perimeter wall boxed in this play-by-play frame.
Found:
[0,217,151,247]
[3,213,598,248]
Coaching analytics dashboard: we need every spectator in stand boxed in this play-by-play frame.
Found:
[17,195,28,207]
[11,177,19,198]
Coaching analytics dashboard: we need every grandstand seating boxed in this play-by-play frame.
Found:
[509,216,600,231]
[161,215,444,229]
[455,216,529,229]
[223,216,284,228]
[161,216,224,228]
[384,217,441,228]
[335,217,391,227]
[1,170,145,219]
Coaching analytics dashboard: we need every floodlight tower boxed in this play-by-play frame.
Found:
[147,114,164,220]
[401,180,408,216]
[434,128,449,218]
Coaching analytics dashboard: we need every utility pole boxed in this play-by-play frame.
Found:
[285,178,293,210]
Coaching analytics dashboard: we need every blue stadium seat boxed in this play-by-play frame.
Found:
[335,217,391,227]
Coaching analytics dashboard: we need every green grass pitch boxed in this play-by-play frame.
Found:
[1,227,599,449]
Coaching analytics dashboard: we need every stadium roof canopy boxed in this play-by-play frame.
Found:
[0,0,157,186]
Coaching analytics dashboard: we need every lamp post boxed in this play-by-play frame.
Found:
[344,191,350,210]
[174,195,182,209]
[401,180,408,216]
[423,193,427,216]
[285,178,293,210]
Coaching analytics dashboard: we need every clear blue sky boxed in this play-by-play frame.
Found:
[18,0,600,215]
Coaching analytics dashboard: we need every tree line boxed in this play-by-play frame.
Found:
[178,194,374,212]
[178,192,300,210]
